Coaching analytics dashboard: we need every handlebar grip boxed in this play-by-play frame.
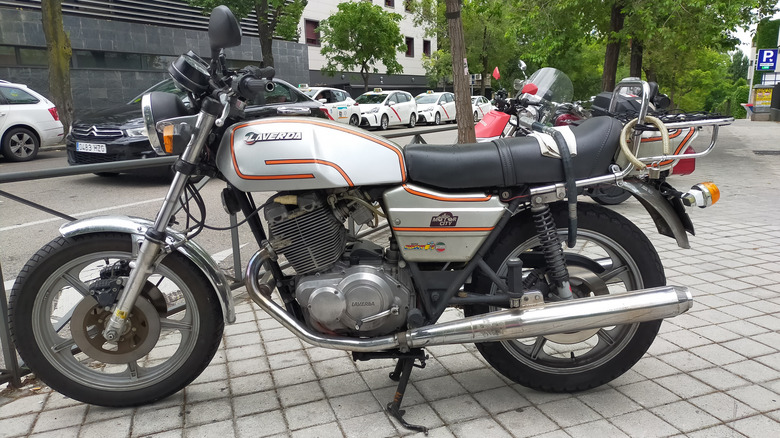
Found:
[237,76,275,99]
[254,66,275,80]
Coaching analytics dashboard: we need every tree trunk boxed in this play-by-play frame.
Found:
[629,39,643,78]
[601,1,625,92]
[643,64,657,84]
[480,26,488,97]
[255,2,275,67]
[361,66,369,92]
[446,0,475,143]
[41,0,73,135]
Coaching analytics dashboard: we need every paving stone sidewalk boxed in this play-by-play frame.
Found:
[1,120,779,437]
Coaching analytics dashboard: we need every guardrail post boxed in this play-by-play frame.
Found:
[0,261,24,388]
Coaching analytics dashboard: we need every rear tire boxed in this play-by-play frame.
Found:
[591,186,632,205]
[465,202,665,392]
[9,233,224,406]
[2,127,40,162]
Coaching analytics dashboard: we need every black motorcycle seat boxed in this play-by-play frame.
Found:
[403,116,623,190]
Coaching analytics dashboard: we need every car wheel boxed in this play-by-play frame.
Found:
[434,112,441,125]
[407,114,416,128]
[474,111,479,122]
[349,114,359,126]
[379,114,389,131]
[2,127,40,162]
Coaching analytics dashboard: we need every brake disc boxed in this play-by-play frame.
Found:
[544,265,609,344]
[71,296,162,364]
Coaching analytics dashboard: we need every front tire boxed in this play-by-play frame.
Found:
[2,127,40,162]
[408,114,417,128]
[433,112,441,125]
[9,232,224,406]
[474,111,479,122]
[349,114,359,126]
[379,114,389,130]
[466,203,665,392]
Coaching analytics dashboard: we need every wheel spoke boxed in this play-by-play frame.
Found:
[599,265,629,283]
[51,337,76,354]
[127,360,139,380]
[529,336,547,360]
[160,317,192,332]
[596,328,616,346]
[62,272,91,297]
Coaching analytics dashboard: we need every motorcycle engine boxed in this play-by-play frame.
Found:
[264,191,413,337]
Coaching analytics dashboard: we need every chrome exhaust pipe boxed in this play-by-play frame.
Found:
[246,251,692,352]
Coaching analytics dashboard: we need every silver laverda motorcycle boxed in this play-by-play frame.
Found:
[9,6,728,433]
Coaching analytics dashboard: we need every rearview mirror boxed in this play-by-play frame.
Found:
[209,6,242,51]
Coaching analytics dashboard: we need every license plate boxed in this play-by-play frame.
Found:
[76,142,107,153]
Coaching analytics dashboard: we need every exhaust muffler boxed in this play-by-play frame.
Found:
[246,251,692,352]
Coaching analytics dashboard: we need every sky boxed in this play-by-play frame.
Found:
[735,1,780,56]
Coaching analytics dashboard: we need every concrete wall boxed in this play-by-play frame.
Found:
[0,8,309,113]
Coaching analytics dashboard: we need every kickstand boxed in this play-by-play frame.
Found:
[386,349,428,435]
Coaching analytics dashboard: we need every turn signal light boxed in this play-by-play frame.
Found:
[163,124,175,154]
[681,182,720,208]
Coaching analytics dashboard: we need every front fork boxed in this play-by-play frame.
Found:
[102,105,220,342]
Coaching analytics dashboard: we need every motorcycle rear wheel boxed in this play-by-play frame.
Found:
[9,232,224,406]
[466,203,664,392]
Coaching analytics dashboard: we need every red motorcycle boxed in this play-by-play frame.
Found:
[476,69,701,204]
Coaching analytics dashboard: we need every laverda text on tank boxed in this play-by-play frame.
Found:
[9,6,729,434]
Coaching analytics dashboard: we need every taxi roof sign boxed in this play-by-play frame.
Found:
[373,88,382,92]
[426,90,434,94]
[298,83,309,89]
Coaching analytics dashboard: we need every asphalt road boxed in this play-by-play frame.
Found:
[0,125,459,290]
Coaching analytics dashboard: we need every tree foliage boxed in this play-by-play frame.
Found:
[186,0,307,67]
[318,1,405,91]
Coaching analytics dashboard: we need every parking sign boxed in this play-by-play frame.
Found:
[756,49,778,71]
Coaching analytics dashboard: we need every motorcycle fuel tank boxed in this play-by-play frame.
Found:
[216,117,406,192]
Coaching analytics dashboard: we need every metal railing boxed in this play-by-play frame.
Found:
[0,125,456,387]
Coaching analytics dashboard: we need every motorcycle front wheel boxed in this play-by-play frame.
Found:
[9,232,224,406]
[466,202,664,392]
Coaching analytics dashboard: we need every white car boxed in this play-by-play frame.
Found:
[415,91,456,125]
[0,80,64,162]
[300,86,361,126]
[355,89,417,130]
[471,95,493,122]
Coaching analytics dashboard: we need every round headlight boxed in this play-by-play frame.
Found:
[142,91,192,155]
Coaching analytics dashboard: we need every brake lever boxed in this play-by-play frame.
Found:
[215,93,231,127]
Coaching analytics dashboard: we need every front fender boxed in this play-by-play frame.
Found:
[620,180,692,249]
[59,215,236,324]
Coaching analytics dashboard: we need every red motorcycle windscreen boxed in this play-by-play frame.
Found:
[474,111,511,138]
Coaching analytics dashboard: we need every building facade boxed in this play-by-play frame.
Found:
[298,0,436,97]
[0,0,309,113]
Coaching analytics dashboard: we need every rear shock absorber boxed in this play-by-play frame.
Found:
[531,204,574,300]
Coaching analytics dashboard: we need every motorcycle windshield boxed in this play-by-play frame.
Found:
[525,68,574,103]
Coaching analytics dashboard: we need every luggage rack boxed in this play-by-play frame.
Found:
[529,78,733,198]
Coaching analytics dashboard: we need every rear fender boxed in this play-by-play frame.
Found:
[619,180,692,249]
[59,215,236,323]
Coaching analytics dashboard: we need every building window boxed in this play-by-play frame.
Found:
[405,37,414,57]
[305,19,320,46]
[385,0,395,8]
[423,40,431,57]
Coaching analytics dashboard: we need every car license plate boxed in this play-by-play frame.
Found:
[76,142,107,153]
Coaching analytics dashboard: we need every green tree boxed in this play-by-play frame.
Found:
[727,51,749,83]
[463,0,518,96]
[186,0,307,67]
[422,50,452,89]
[318,1,405,91]
[41,0,73,134]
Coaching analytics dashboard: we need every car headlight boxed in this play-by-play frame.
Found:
[368,107,380,114]
[125,127,148,137]
[423,106,434,112]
